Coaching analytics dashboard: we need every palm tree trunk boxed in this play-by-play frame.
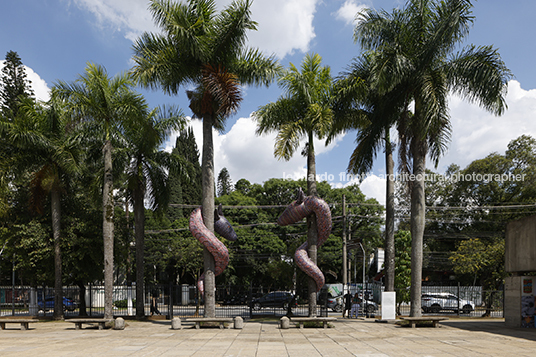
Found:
[384,133,395,292]
[102,139,114,320]
[306,134,318,317]
[409,137,426,317]
[51,189,63,320]
[202,115,216,318]
[134,184,146,319]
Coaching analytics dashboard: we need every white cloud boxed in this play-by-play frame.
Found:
[164,114,343,185]
[72,0,158,41]
[73,0,319,59]
[334,0,368,26]
[333,173,386,205]
[0,61,50,102]
[248,0,319,58]
[437,80,536,171]
[25,66,51,102]
[359,174,386,205]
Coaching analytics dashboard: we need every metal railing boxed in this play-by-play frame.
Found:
[0,284,504,319]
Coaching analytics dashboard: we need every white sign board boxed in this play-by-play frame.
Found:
[381,291,396,320]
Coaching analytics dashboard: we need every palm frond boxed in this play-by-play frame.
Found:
[274,122,303,161]
[448,44,512,115]
[253,97,299,135]
[233,48,282,87]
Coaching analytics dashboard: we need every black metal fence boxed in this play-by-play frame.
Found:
[0,284,326,319]
[393,285,504,318]
[0,284,503,319]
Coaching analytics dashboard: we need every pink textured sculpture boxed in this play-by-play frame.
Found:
[277,188,332,292]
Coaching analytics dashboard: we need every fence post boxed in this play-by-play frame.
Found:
[169,282,173,320]
[249,284,253,319]
[11,253,15,316]
[89,283,92,317]
[502,287,505,318]
[457,282,460,317]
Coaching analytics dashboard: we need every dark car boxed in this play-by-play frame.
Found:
[38,295,77,311]
[250,291,296,310]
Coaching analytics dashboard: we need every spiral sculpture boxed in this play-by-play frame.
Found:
[277,188,332,292]
[189,204,237,296]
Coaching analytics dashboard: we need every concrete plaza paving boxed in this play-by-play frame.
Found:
[0,317,534,356]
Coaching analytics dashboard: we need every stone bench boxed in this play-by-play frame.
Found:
[67,318,114,330]
[185,317,234,329]
[290,317,337,329]
[0,319,38,330]
[400,316,449,328]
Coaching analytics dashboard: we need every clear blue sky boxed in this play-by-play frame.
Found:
[2,0,535,204]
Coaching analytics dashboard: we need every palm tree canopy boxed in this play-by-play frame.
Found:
[120,105,186,213]
[2,97,81,213]
[354,0,512,167]
[331,53,409,176]
[53,63,148,141]
[255,53,334,161]
[131,0,281,129]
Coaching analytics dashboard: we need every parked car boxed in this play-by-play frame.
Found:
[421,293,474,314]
[329,295,378,313]
[38,295,77,311]
[250,291,296,310]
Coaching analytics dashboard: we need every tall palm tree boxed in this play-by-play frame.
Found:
[53,63,148,319]
[355,0,512,316]
[254,53,333,316]
[120,105,185,318]
[331,53,406,293]
[3,97,81,320]
[131,0,280,317]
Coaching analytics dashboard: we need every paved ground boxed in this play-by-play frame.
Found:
[0,317,535,356]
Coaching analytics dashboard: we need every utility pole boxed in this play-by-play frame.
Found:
[348,221,352,286]
[342,195,347,292]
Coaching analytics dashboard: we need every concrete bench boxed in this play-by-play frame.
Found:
[67,318,113,330]
[0,319,38,330]
[185,317,234,329]
[400,316,449,328]
[290,317,337,329]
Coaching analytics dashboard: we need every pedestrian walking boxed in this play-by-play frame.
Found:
[350,293,361,318]
[150,289,161,316]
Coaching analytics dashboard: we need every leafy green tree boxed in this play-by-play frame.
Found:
[394,230,411,315]
[10,219,52,286]
[217,167,233,197]
[445,136,536,235]
[450,237,504,316]
[53,63,148,319]
[61,202,103,316]
[450,238,505,289]
[234,178,252,195]
[355,0,511,316]
[255,53,334,315]
[0,50,34,120]
[131,0,280,317]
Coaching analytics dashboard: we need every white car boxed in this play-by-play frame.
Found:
[421,292,475,314]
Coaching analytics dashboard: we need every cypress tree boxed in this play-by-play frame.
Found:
[217,167,233,197]
[168,127,202,221]
[0,50,34,119]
